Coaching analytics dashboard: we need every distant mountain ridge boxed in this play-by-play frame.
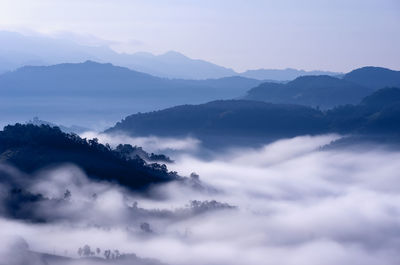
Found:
[239,68,342,81]
[0,31,235,79]
[244,67,400,108]
[244,75,371,108]
[0,60,261,128]
[0,30,345,80]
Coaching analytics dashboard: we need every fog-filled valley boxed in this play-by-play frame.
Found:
[1,1,400,264]
[1,57,400,265]
[2,132,400,265]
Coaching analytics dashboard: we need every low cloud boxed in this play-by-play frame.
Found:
[80,131,201,153]
[1,134,400,265]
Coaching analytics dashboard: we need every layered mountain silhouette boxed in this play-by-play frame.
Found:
[0,31,235,79]
[107,87,400,148]
[0,61,261,127]
[244,67,400,108]
[0,31,343,80]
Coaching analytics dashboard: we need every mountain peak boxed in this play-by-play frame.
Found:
[344,66,400,90]
[159,51,188,59]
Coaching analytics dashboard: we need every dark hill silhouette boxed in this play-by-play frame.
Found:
[244,67,400,109]
[343,67,400,90]
[107,88,400,148]
[244,75,371,108]
[0,124,178,190]
[327,87,400,134]
[106,100,330,147]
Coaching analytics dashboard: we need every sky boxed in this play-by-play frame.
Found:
[0,0,399,72]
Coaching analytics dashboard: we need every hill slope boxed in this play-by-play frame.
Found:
[244,75,371,108]
[106,100,330,147]
[343,67,400,90]
[107,87,400,147]
[0,124,178,190]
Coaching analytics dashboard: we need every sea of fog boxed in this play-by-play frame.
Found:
[1,134,400,265]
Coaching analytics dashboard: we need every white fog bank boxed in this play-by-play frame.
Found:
[1,135,400,265]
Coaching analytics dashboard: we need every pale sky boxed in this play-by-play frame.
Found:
[0,0,399,72]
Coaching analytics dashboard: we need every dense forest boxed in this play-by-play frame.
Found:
[0,124,179,190]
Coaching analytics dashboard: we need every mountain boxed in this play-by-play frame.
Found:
[244,75,371,108]
[0,61,261,128]
[115,51,236,79]
[239,68,342,81]
[343,66,400,90]
[106,87,400,148]
[0,31,235,79]
[326,87,400,134]
[0,124,179,190]
[0,31,348,81]
[243,67,400,109]
[106,100,330,147]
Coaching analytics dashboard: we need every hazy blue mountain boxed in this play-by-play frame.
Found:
[0,31,107,71]
[0,61,261,128]
[244,75,371,108]
[239,68,342,81]
[115,51,236,79]
[343,66,400,90]
[1,31,348,80]
[0,31,235,79]
[107,87,400,148]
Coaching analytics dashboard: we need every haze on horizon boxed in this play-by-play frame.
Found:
[0,0,399,73]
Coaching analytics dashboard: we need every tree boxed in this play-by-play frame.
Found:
[140,222,153,233]
[82,245,91,257]
[104,249,111,259]
[64,189,71,200]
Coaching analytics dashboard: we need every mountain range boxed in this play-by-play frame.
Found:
[0,61,261,128]
[1,58,399,128]
[0,31,342,80]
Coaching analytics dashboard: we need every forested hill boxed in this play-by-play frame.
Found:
[106,100,331,146]
[244,75,370,108]
[343,66,400,89]
[107,87,400,147]
[0,124,178,190]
